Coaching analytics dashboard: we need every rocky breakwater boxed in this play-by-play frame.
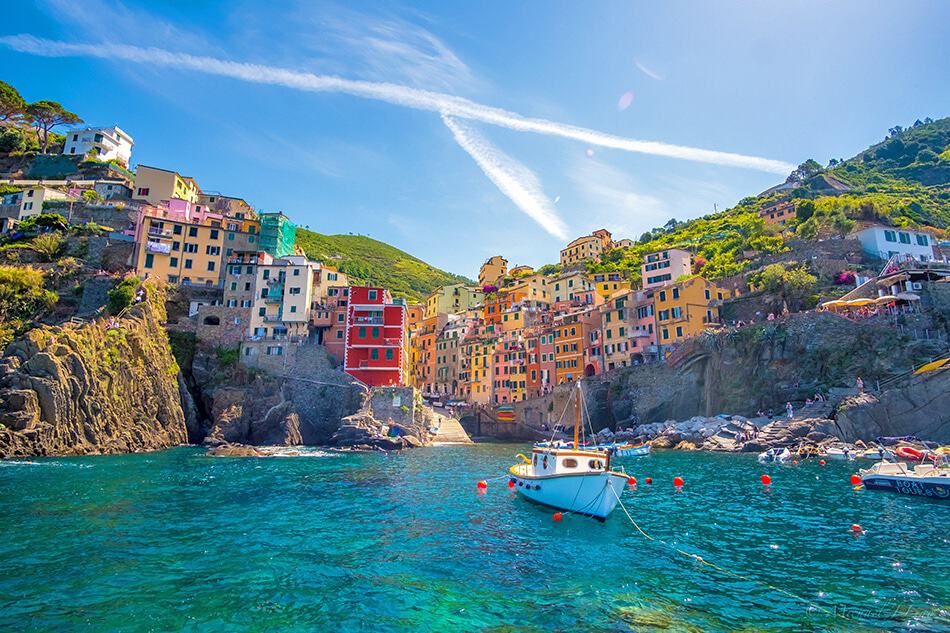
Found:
[332,387,453,450]
[604,413,842,453]
[0,280,188,457]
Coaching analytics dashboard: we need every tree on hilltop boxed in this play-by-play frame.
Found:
[27,100,82,153]
[0,80,27,124]
[786,159,823,184]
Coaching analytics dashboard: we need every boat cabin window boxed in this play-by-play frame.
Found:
[588,460,603,470]
[562,458,578,468]
[533,454,538,466]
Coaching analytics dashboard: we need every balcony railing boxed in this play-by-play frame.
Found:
[354,316,384,324]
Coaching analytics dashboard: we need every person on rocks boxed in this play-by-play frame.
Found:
[767,408,774,420]
[786,402,794,419]
[856,376,864,393]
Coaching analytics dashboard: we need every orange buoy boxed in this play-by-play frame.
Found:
[507,479,515,489]
[673,476,684,488]
[819,459,826,466]
[792,460,799,465]
[476,480,488,492]
[627,477,637,485]
[849,474,862,486]
[851,523,863,534]
[761,474,772,486]
[645,477,653,484]
[552,512,563,522]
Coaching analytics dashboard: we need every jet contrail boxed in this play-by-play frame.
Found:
[443,115,567,239]
[0,35,795,175]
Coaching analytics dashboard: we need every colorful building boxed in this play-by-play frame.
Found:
[654,277,727,349]
[601,289,657,370]
[478,255,508,288]
[504,272,551,303]
[559,228,613,266]
[759,201,796,227]
[342,286,408,387]
[592,272,631,298]
[0,186,70,220]
[63,126,134,166]
[424,283,485,320]
[133,165,201,206]
[642,248,692,289]
[553,307,601,384]
[135,213,224,286]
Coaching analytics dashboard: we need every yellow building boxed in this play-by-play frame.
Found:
[550,272,595,303]
[559,228,613,266]
[592,272,631,298]
[654,277,728,347]
[504,272,550,303]
[134,165,201,205]
[136,215,224,286]
[478,255,508,287]
[424,284,485,320]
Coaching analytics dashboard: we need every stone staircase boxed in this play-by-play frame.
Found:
[432,416,473,444]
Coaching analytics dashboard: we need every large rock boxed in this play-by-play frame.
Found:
[835,371,950,443]
[0,280,188,457]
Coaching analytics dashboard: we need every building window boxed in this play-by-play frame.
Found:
[386,349,394,360]
[337,313,345,322]
[368,289,378,301]
[210,230,219,240]
[137,187,150,196]
[359,327,366,338]
[898,232,911,244]
[144,253,154,268]
[372,327,380,338]
[676,326,683,338]
[173,225,182,235]
[290,306,297,313]
[916,234,929,246]
[170,257,178,267]
[370,349,379,360]
[336,330,343,339]
[259,307,266,316]
[883,230,897,243]
[188,227,198,237]
[293,269,300,276]
[184,259,192,269]
[289,287,301,295]
[672,287,680,299]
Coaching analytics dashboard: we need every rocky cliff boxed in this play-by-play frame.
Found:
[0,280,188,457]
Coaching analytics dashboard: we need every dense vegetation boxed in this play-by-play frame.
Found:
[586,116,950,284]
[0,265,57,348]
[295,230,471,303]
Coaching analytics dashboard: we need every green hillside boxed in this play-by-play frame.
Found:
[586,115,950,284]
[295,230,471,303]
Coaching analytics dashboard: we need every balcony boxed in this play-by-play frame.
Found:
[147,227,173,238]
[264,294,283,304]
[263,315,285,322]
[628,327,652,338]
[353,316,384,325]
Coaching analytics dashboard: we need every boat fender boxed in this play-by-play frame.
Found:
[516,453,531,464]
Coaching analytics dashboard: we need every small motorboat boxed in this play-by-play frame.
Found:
[857,447,896,460]
[859,460,950,500]
[510,384,629,521]
[823,446,856,461]
[591,442,651,457]
[758,447,792,464]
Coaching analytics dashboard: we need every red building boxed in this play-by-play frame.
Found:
[342,286,409,387]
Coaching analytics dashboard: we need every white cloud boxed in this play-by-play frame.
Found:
[443,115,567,239]
[568,157,667,237]
[0,34,795,175]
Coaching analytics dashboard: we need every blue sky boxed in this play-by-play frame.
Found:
[2,1,948,277]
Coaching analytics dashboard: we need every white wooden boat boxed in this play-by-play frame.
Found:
[509,384,628,521]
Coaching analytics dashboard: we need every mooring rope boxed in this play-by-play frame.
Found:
[607,486,847,621]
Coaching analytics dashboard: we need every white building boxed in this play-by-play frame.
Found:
[63,126,134,166]
[0,186,70,220]
[853,225,936,262]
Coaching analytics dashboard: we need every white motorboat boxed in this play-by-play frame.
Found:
[757,447,792,464]
[859,460,950,500]
[510,384,629,521]
[823,446,856,461]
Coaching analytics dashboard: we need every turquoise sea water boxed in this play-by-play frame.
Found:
[0,445,947,632]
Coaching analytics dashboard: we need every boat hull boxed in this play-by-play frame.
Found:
[861,474,950,500]
[509,467,627,520]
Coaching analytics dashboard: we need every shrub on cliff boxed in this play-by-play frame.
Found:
[0,265,57,348]
[28,232,65,262]
[107,276,140,315]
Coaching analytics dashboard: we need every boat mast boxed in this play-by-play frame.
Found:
[573,383,580,449]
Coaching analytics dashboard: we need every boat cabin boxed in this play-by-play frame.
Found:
[529,447,609,477]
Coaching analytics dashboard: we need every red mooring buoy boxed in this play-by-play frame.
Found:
[673,476,684,489]
[508,479,516,489]
[819,459,826,466]
[476,480,488,493]
[627,476,637,486]
[851,523,863,534]
[850,474,862,486]
[553,512,563,522]
[761,474,772,486]
[645,477,653,485]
